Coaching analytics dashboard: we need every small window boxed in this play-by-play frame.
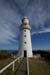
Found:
[24,23,27,25]
[24,35,26,37]
[24,42,26,44]
[24,30,26,32]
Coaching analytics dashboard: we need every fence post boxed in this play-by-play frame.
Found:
[18,58,20,63]
[27,57,29,75]
[12,62,15,72]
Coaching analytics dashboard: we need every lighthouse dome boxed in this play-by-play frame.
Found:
[22,17,29,24]
[20,17,31,30]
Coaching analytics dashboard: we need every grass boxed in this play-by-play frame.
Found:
[0,58,22,75]
[1,57,50,75]
[0,58,15,69]
[29,58,50,75]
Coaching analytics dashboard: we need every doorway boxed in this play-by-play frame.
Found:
[24,50,27,57]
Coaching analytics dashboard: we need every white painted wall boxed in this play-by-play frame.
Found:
[18,17,33,57]
[19,29,32,57]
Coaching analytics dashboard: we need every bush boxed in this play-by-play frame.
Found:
[0,51,11,59]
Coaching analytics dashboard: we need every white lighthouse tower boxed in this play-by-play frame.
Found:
[19,17,33,57]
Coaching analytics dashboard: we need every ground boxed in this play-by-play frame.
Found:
[0,57,50,75]
[0,58,15,69]
[29,58,50,75]
[0,58,20,75]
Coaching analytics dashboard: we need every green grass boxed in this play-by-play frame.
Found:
[29,58,50,75]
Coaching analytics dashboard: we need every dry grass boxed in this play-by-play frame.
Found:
[0,58,15,69]
[0,58,22,75]
[29,58,50,75]
[0,61,20,75]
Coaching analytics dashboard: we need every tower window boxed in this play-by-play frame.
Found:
[24,23,27,25]
[24,42,26,44]
[24,35,26,37]
[24,30,26,32]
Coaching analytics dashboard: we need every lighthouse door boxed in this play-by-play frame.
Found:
[24,50,27,57]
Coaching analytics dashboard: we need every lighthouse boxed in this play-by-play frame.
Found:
[19,17,33,57]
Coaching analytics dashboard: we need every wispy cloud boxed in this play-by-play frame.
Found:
[31,28,50,35]
[0,0,50,45]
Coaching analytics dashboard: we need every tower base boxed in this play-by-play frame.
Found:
[18,50,33,57]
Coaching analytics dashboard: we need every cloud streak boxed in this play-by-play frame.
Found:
[31,28,50,35]
[0,0,50,45]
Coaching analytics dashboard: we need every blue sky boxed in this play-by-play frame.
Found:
[0,0,50,50]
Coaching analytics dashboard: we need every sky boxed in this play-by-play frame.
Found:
[0,0,50,50]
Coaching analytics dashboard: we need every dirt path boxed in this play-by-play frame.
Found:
[15,58,27,75]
